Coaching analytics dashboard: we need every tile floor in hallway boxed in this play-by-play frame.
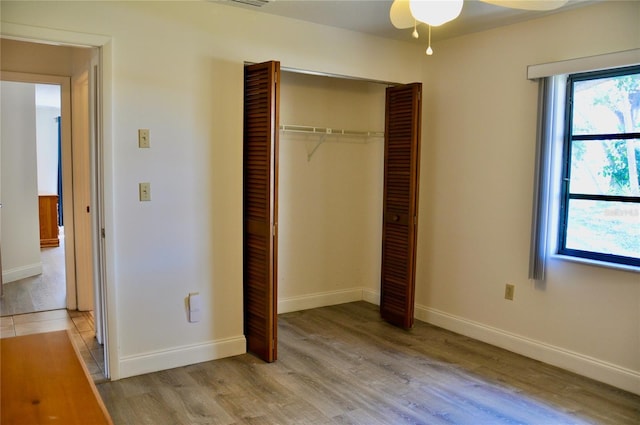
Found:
[0,309,106,383]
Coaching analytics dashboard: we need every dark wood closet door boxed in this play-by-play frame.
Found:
[380,83,422,329]
[243,61,280,362]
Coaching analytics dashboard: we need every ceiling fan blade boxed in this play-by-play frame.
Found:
[390,0,414,29]
[481,0,569,11]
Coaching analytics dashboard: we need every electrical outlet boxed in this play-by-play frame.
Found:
[505,284,515,301]
[188,292,201,323]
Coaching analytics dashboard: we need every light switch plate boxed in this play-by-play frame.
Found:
[139,182,151,201]
[138,129,150,148]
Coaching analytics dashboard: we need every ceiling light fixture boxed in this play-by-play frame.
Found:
[390,0,569,56]
[390,0,462,56]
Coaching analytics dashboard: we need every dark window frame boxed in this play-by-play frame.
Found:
[559,65,640,267]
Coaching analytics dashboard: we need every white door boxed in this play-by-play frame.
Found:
[72,68,94,311]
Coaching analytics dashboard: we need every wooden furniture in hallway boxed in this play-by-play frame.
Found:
[1,330,112,425]
[38,194,59,248]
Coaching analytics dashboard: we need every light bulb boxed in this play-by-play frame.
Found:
[410,0,463,27]
[426,46,433,55]
[412,20,419,38]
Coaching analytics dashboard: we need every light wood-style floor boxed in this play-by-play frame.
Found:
[1,234,66,316]
[97,301,640,424]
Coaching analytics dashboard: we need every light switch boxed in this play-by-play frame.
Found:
[138,129,150,148]
[139,182,151,201]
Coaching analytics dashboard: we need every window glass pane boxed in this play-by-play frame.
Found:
[569,138,640,196]
[572,72,640,135]
[565,199,640,258]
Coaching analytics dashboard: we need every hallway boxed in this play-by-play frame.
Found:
[1,231,66,316]
[1,230,106,382]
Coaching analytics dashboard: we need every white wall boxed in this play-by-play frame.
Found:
[278,72,385,312]
[0,0,422,379]
[36,100,61,196]
[1,81,42,283]
[416,1,640,394]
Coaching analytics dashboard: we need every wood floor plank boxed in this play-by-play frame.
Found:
[98,302,640,424]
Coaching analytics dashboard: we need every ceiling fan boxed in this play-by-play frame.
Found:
[390,0,569,55]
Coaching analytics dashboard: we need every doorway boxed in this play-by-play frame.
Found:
[0,37,109,378]
[0,81,66,316]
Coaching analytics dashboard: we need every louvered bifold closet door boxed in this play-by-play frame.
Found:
[380,83,422,329]
[243,61,280,362]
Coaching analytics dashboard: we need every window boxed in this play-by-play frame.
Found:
[559,66,640,267]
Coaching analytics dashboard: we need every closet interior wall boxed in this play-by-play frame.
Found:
[278,71,386,312]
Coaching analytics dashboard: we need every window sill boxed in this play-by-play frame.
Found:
[551,254,640,274]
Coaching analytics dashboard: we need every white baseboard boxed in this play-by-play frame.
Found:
[278,288,364,314]
[2,262,42,284]
[118,336,246,379]
[415,304,640,396]
[362,288,380,305]
[116,291,640,395]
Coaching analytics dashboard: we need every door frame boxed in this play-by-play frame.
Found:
[1,23,116,379]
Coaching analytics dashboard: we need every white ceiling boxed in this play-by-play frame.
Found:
[221,0,600,43]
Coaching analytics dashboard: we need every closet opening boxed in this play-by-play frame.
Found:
[243,61,422,362]
[277,70,387,314]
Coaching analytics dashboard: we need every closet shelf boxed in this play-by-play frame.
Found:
[279,125,384,161]
[279,124,383,139]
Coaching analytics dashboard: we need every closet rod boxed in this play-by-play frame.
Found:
[279,124,383,138]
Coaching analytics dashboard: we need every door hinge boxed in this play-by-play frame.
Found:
[101,228,106,238]
[86,205,90,213]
